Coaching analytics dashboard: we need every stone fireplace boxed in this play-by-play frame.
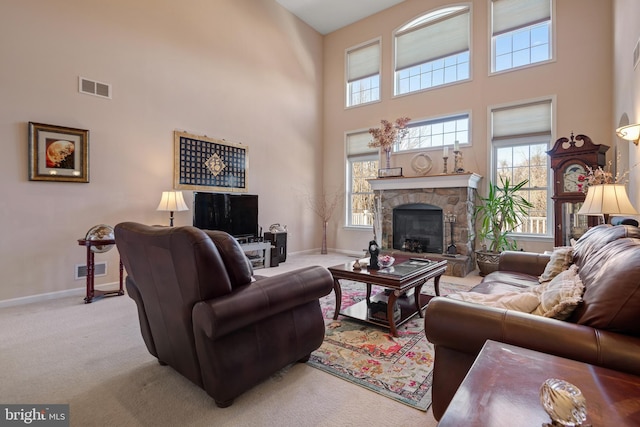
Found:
[368,173,482,277]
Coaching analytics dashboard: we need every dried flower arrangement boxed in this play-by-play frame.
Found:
[368,117,411,151]
[577,161,629,193]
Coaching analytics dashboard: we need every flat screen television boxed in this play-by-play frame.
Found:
[193,192,259,239]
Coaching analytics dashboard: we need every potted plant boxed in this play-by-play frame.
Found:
[474,176,534,276]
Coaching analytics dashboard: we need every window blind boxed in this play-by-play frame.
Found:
[347,132,377,157]
[492,0,550,36]
[347,42,380,83]
[492,100,552,140]
[395,8,469,71]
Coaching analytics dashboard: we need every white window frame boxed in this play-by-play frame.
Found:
[346,132,378,228]
[489,98,554,237]
[490,0,554,74]
[393,4,472,96]
[346,38,381,108]
[394,113,471,153]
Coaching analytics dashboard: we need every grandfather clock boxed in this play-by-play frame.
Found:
[547,133,609,246]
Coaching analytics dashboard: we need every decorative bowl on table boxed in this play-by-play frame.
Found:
[378,255,395,268]
[539,378,587,426]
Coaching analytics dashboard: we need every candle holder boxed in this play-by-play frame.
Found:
[443,156,449,174]
[454,150,465,173]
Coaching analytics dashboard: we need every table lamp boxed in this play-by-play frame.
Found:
[577,184,638,224]
[157,190,189,227]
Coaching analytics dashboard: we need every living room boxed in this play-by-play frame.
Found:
[2,0,640,425]
[1,0,637,304]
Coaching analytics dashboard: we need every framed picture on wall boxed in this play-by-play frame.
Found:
[28,122,89,183]
[173,130,248,192]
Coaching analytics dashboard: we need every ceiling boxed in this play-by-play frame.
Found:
[275,0,405,35]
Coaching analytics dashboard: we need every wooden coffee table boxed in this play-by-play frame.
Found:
[328,257,447,337]
[438,340,640,426]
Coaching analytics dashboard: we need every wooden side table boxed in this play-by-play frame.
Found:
[437,340,640,426]
[77,238,124,303]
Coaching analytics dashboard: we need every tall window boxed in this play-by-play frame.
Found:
[491,100,552,236]
[395,114,469,152]
[394,5,470,95]
[346,40,380,107]
[346,132,378,227]
[491,0,552,73]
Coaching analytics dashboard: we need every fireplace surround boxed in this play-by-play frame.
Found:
[368,173,482,277]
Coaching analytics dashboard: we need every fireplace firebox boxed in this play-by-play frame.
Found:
[392,204,443,254]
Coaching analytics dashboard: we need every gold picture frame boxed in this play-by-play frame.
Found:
[28,122,89,183]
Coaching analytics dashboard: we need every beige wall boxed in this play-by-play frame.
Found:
[323,0,614,255]
[614,0,640,208]
[0,0,324,301]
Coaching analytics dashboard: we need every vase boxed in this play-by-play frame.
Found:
[321,221,328,255]
[384,149,391,169]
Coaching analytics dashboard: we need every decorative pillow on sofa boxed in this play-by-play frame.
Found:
[532,264,584,320]
[539,246,574,284]
[448,290,540,313]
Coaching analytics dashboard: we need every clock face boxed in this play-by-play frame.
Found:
[563,164,586,192]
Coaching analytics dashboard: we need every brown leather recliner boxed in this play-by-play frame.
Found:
[115,222,333,407]
[424,224,640,420]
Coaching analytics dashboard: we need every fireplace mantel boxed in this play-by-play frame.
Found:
[368,172,482,191]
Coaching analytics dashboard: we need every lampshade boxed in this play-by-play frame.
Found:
[157,191,188,227]
[156,191,189,212]
[577,184,638,216]
[616,123,640,145]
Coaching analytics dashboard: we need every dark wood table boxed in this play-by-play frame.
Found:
[78,238,124,303]
[328,257,447,336]
[438,340,640,426]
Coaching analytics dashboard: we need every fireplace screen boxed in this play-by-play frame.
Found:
[393,204,443,254]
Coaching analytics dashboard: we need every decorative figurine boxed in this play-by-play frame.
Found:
[368,240,380,270]
[353,258,362,270]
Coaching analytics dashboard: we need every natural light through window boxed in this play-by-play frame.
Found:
[395,114,469,152]
[346,132,378,227]
[394,6,470,95]
[346,40,380,107]
[491,0,552,73]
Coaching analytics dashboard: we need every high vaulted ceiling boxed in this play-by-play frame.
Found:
[275,0,405,34]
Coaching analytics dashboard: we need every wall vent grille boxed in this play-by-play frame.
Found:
[75,262,107,280]
[79,76,112,99]
[634,37,640,70]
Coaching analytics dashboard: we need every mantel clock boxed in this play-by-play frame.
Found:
[547,133,609,246]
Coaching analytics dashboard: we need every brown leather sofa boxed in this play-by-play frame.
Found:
[115,222,333,407]
[424,224,640,420]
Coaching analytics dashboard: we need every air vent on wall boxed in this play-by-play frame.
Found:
[634,37,640,70]
[75,261,107,280]
[79,76,112,99]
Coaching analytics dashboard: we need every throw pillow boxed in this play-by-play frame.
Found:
[532,264,584,320]
[539,246,574,284]
[448,291,540,313]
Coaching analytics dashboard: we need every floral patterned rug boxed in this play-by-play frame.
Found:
[308,280,472,411]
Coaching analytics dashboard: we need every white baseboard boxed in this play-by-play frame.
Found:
[0,282,122,308]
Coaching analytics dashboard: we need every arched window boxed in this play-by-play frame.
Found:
[394,5,471,95]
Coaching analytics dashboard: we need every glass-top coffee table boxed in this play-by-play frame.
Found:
[328,257,447,337]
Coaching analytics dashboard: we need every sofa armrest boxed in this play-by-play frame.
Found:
[424,297,640,375]
[193,265,333,339]
[498,250,550,276]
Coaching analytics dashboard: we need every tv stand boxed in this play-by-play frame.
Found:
[239,241,271,269]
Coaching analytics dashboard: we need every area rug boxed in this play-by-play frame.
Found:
[308,280,472,411]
